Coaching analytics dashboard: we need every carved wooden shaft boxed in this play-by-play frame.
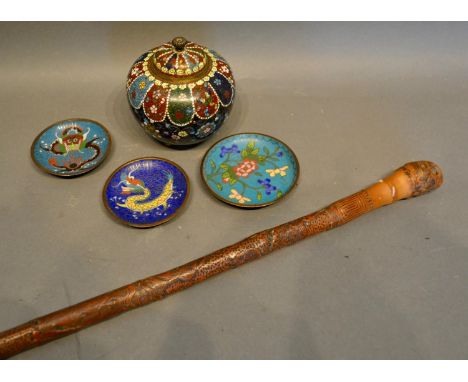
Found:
[0,161,443,359]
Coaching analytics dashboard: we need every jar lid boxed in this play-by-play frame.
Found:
[152,37,209,78]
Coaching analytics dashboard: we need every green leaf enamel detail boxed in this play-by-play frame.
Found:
[167,87,194,126]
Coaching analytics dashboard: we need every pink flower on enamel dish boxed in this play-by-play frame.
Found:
[233,159,258,178]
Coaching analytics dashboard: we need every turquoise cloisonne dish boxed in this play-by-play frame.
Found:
[201,133,299,208]
[31,118,111,177]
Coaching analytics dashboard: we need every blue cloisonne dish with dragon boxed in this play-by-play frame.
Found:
[201,133,299,208]
[103,157,189,228]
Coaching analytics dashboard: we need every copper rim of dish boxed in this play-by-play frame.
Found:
[102,156,190,228]
[30,118,112,178]
[200,132,300,209]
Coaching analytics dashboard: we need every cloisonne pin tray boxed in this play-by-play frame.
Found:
[201,133,299,208]
[31,118,111,177]
[103,157,190,228]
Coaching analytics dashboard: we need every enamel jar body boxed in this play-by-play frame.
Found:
[127,37,235,147]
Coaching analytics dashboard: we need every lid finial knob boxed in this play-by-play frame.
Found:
[172,36,188,51]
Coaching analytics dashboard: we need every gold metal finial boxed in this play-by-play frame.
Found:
[172,36,188,51]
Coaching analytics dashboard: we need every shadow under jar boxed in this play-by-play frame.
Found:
[127,36,236,148]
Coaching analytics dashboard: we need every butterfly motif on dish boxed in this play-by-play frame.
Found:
[228,189,251,204]
[265,166,289,177]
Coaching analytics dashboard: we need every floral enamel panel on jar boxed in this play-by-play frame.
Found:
[103,158,189,228]
[127,37,235,147]
[201,133,299,208]
[31,119,111,177]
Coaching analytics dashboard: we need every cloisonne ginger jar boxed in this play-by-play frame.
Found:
[127,36,235,147]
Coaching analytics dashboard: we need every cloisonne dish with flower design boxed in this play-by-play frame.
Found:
[127,36,235,147]
[201,133,299,208]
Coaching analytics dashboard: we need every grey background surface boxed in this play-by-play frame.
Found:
[0,22,467,359]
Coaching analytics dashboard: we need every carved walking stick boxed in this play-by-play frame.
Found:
[0,161,443,359]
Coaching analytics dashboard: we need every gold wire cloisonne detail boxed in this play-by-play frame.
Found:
[144,50,216,87]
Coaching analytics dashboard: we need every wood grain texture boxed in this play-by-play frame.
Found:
[0,161,443,359]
